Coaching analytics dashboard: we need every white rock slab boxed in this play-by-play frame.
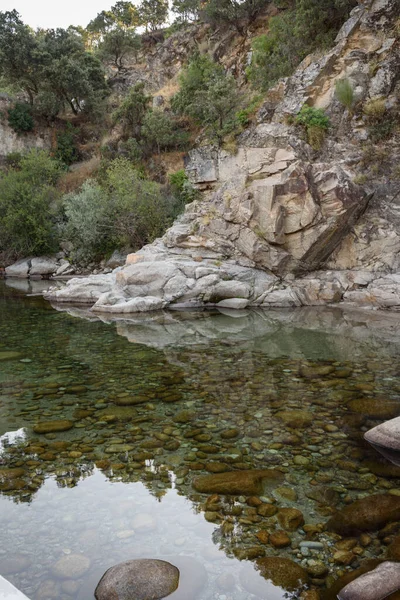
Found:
[0,576,31,600]
[338,561,400,600]
[365,416,400,451]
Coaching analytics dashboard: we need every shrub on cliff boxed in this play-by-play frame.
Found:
[8,102,34,133]
[0,150,62,258]
[295,106,330,150]
[172,54,240,142]
[249,0,357,90]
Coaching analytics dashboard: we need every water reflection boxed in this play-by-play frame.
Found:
[2,281,400,599]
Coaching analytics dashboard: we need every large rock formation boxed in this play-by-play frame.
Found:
[46,0,400,312]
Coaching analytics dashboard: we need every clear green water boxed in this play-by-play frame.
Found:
[1,280,400,600]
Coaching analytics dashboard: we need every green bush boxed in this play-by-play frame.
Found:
[55,123,80,166]
[113,82,151,136]
[0,150,62,258]
[8,103,34,133]
[172,54,240,142]
[335,78,354,111]
[119,137,144,162]
[142,109,189,154]
[62,180,110,261]
[62,158,189,260]
[295,106,330,130]
[295,106,330,149]
[169,169,198,207]
[4,152,22,169]
[248,0,357,91]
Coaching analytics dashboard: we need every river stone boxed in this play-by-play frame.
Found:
[300,365,335,378]
[362,460,400,478]
[387,535,400,561]
[275,410,313,428]
[193,469,284,495]
[95,559,179,600]
[0,351,22,361]
[277,508,305,531]
[240,557,309,598]
[327,494,400,535]
[33,420,74,434]
[348,399,400,420]
[0,467,26,480]
[337,561,400,600]
[0,554,32,575]
[365,417,400,451]
[114,396,151,406]
[51,554,91,579]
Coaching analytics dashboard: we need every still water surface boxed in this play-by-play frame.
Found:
[1,280,400,600]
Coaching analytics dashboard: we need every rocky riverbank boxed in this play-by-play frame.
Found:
[41,0,400,313]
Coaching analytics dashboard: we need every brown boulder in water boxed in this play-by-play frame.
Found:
[327,494,400,535]
[193,469,284,495]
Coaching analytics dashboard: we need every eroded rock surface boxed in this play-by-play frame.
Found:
[45,0,400,312]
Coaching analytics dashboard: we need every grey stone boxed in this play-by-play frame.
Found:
[95,559,179,600]
[338,561,400,600]
[365,417,400,451]
[5,259,31,278]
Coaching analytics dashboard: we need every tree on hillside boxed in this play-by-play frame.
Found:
[203,0,270,33]
[139,0,169,31]
[97,26,141,71]
[172,54,240,142]
[113,82,151,136]
[36,28,108,115]
[0,10,41,104]
[172,0,200,23]
[111,1,141,28]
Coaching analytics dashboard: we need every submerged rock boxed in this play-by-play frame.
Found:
[327,494,400,535]
[240,557,309,597]
[95,559,179,600]
[193,469,284,495]
[0,351,22,361]
[365,417,400,451]
[51,554,91,579]
[347,399,400,420]
[33,420,74,434]
[337,561,400,600]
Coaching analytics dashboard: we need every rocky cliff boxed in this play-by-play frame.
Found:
[0,96,51,160]
[46,0,400,312]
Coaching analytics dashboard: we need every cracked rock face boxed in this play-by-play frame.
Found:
[44,0,400,313]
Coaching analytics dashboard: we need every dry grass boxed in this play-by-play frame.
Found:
[57,156,101,194]
[363,98,386,122]
[153,77,181,103]
[159,151,186,175]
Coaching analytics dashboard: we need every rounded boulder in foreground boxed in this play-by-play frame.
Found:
[95,559,180,600]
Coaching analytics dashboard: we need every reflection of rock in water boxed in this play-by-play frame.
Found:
[50,302,400,361]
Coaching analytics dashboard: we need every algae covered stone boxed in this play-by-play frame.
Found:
[0,351,22,361]
[95,559,179,600]
[33,420,74,434]
[193,469,284,495]
[327,494,400,535]
[240,557,309,597]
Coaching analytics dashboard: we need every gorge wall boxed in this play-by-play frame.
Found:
[28,0,400,311]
